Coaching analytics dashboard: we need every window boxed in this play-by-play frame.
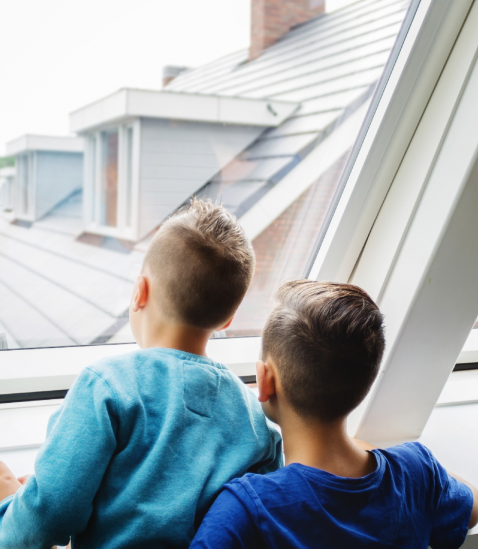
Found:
[100,129,119,228]
[0,0,412,356]
[125,127,134,229]
[17,153,32,217]
[85,124,138,240]
[4,0,475,447]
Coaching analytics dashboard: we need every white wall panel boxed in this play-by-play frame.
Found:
[137,118,264,238]
[35,152,83,221]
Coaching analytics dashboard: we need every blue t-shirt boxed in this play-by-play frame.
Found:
[0,348,283,549]
[191,443,473,549]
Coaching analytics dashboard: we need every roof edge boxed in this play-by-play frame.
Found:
[6,135,84,156]
[69,88,299,134]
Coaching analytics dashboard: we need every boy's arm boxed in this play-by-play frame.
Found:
[0,463,21,502]
[449,472,478,529]
[0,367,118,549]
[191,488,262,549]
[354,441,478,530]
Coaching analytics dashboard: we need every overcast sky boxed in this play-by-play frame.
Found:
[0,0,355,155]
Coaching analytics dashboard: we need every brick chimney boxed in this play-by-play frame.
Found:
[162,65,189,88]
[250,0,325,60]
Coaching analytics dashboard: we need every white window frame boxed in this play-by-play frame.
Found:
[0,338,262,400]
[309,0,478,443]
[84,120,140,241]
[309,0,472,284]
[1,0,476,452]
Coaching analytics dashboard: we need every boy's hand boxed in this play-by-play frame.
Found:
[17,475,30,485]
[0,462,22,501]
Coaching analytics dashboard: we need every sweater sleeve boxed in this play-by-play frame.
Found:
[0,367,119,549]
[249,420,283,475]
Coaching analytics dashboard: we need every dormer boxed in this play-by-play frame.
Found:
[5,135,84,223]
[70,88,297,242]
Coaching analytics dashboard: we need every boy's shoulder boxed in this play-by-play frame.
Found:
[375,441,437,476]
[225,442,439,501]
[223,466,295,506]
[83,347,259,410]
[87,347,228,382]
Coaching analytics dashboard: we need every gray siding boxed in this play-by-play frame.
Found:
[137,118,264,238]
[35,151,83,220]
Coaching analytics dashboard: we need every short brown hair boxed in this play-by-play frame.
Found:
[143,198,255,329]
[262,280,385,422]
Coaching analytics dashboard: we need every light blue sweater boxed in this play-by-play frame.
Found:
[0,348,282,548]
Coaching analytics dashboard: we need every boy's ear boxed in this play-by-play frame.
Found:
[131,275,149,313]
[256,359,276,403]
[218,317,234,331]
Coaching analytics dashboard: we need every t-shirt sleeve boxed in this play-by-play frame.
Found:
[190,484,263,549]
[398,443,474,549]
[427,451,473,549]
[0,366,119,549]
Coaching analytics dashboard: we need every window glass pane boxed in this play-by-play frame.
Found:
[0,0,411,350]
[90,136,97,223]
[19,154,30,215]
[126,128,134,229]
[100,130,119,228]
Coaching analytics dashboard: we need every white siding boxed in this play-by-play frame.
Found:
[35,151,83,221]
[137,118,264,238]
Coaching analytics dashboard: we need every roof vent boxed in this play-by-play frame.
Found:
[162,65,190,87]
[250,0,325,60]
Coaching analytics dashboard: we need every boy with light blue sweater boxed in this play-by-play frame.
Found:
[0,199,282,548]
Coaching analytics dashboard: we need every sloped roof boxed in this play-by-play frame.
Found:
[0,0,409,348]
[167,0,409,221]
[0,191,140,349]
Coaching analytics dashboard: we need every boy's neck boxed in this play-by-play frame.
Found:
[140,320,211,358]
[280,411,376,479]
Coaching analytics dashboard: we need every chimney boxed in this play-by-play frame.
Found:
[162,65,189,88]
[250,0,325,60]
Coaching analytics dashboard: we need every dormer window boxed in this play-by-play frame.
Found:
[72,89,295,243]
[85,123,137,239]
[5,135,84,223]
[17,153,33,217]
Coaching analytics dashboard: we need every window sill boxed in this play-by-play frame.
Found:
[2,396,478,545]
[0,337,260,399]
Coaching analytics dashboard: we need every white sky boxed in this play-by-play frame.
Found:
[0,0,356,156]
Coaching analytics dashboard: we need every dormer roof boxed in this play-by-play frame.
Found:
[69,88,299,134]
[6,135,84,156]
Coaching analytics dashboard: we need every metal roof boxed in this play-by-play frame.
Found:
[167,0,408,219]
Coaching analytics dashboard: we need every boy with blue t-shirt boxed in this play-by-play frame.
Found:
[0,199,282,548]
[191,280,478,549]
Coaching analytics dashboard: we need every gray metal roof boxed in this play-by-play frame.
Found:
[167,0,408,217]
[0,191,141,348]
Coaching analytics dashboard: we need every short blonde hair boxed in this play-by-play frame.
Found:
[143,199,255,329]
